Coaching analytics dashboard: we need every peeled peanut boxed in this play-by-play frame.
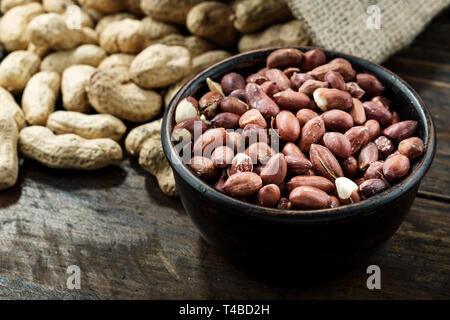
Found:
[276,111,300,142]
[189,156,219,180]
[300,49,326,72]
[340,156,358,179]
[313,88,353,112]
[221,73,246,96]
[256,184,281,208]
[289,186,331,209]
[267,48,303,70]
[356,73,384,97]
[362,101,392,127]
[273,89,310,111]
[358,142,379,171]
[348,98,366,125]
[324,71,346,90]
[364,119,381,141]
[364,161,385,180]
[259,153,287,185]
[264,68,291,91]
[220,96,249,116]
[22,71,61,125]
[192,128,227,157]
[296,109,319,127]
[321,109,354,132]
[345,126,370,155]
[383,120,418,141]
[245,142,274,164]
[299,116,325,153]
[309,144,344,181]
[286,176,335,193]
[383,154,410,181]
[308,58,356,82]
[211,146,234,169]
[223,172,263,197]
[359,178,388,198]
[398,137,424,159]
[211,113,240,129]
[374,135,394,158]
[322,132,352,159]
[175,97,199,124]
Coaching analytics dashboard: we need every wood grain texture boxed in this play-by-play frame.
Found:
[0,10,449,300]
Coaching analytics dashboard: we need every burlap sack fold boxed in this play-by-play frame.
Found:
[287,0,450,63]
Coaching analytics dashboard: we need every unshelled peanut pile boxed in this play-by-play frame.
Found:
[173,48,425,209]
[0,0,309,196]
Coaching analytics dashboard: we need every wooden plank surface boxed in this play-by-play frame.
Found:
[0,158,449,299]
[1,10,449,300]
[383,9,450,199]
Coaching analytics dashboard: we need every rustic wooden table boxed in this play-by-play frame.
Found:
[1,11,449,300]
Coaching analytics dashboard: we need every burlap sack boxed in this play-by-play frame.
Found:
[288,0,450,63]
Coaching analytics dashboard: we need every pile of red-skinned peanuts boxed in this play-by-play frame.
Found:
[172,48,424,210]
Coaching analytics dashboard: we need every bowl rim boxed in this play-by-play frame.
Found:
[162,46,436,223]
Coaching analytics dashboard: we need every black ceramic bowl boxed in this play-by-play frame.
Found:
[162,47,436,268]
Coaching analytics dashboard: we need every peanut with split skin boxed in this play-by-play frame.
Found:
[175,48,426,209]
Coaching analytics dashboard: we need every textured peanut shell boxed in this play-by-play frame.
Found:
[78,0,141,14]
[42,0,76,13]
[139,136,178,197]
[94,12,136,34]
[0,2,44,51]
[155,34,215,58]
[19,126,123,169]
[27,42,51,58]
[0,50,40,94]
[238,20,309,52]
[22,71,61,125]
[80,4,105,23]
[130,44,191,89]
[0,110,19,190]
[87,67,162,122]
[27,13,85,50]
[98,53,135,69]
[47,111,126,141]
[141,0,204,25]
[61,64,96,113]
[0,87,26,129]
[186,1,238,48]
[125,119,162,156]
[41,44,107,73]
[233,0,292,33]
[1,0,38,13]
[141,16,181,41]
[61,4,95,28]
[100,19,150,54]
[163,50,231,108]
